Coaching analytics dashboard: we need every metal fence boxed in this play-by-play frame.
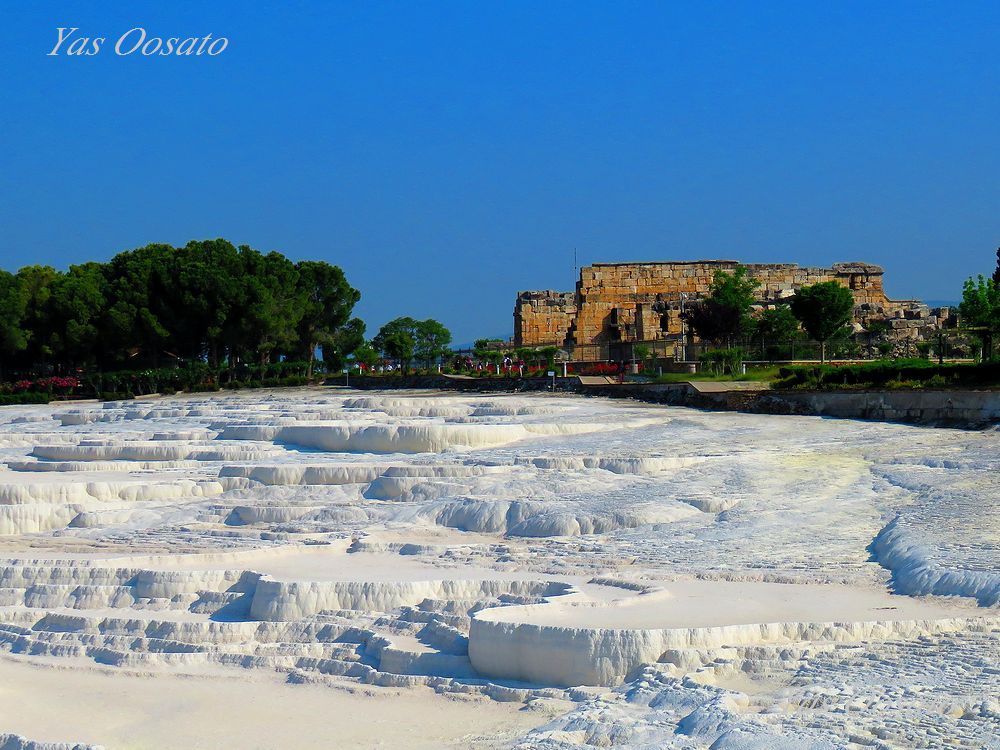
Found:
[457,330,986,367]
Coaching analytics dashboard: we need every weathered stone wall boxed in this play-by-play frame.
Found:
[515,259,922,347]
[513,290,576,347]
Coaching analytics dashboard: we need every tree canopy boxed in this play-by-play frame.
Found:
[960,275,1000,331]
[753,305,800,343]
[682,266,759,345]
[0,239,364,376]
[373,317,452,370]
[0,270,29,376]
[960,272,1000,359]
[351,341,380,369]
[296,260,363,375]
[789,281,855,362]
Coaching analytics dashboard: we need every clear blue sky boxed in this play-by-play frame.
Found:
[2,1,997,343]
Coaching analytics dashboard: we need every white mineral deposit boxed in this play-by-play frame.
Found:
[0,389,996,748]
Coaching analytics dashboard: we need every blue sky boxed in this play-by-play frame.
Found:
[2,1,997,343]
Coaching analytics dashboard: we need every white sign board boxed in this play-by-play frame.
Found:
[547,371,555,377]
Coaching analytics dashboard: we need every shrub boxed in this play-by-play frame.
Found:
[701,348,744,376]
[777,360,1000,389]
[0,393,51,406]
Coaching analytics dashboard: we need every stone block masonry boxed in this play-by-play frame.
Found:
[514,259,937,348]
[513,290,576,349]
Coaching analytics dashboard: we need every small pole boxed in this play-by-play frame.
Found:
[344,367,349,387]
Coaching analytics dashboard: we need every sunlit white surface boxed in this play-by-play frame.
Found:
[0,389,995,749]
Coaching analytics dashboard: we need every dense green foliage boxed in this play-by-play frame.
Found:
[789,282,856,362]
[0,270,29,374]
[700,348,745,375]
[1,360,322,401]
[753,305,801,343]
[958,249,1000,359]
[0,393,51,406]
[373,317,452,370]
[351,342,380,369]
[473,338,504,351]
[683,266,759,344]
[777,359,1000,389]
[960,277,999,332]
[0,239,363,378]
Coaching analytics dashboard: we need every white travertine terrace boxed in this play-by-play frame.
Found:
[0,389,995,749]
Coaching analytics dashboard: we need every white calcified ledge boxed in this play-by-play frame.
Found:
[469,611,998,687]
[873,515,1000,607]
[468,580,994,686]
[30,443,276,462]
[513,456,700,474]
[219,464,389,486]
[274,422,610,454]
[248,576,570,621]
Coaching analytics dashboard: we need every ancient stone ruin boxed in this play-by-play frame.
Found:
[514,260,950,355]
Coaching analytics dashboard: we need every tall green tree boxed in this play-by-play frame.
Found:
[373,317,452,370]
[240,248,305,365]
[295,260,362,377]
[381,331,415,372]
[683,266,759,345]
[162,239,246,366]
[351,340,380,370]
[959,274,999,359]
[373,317,419,372]
[373,317,417,348]
[102,245,174,367]
[0,238,366,380]
[47,263,108,369]
[753,305,800,343]
[324,317,366,372]
[414,319,452,365]
[15,265,59,369]
[789,282,856,363]
[0,271,28,378]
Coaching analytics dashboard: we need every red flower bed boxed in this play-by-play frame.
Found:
[9,376,79,393]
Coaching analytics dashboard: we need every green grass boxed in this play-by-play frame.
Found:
[652,366,782,384]
[775,359,1000,390]
[650,360,1000,389]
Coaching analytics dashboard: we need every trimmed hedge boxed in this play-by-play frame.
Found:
[1,374,319,405]
[777,359,1000,389]
[0,393,52,406]
[79,361,317,398]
